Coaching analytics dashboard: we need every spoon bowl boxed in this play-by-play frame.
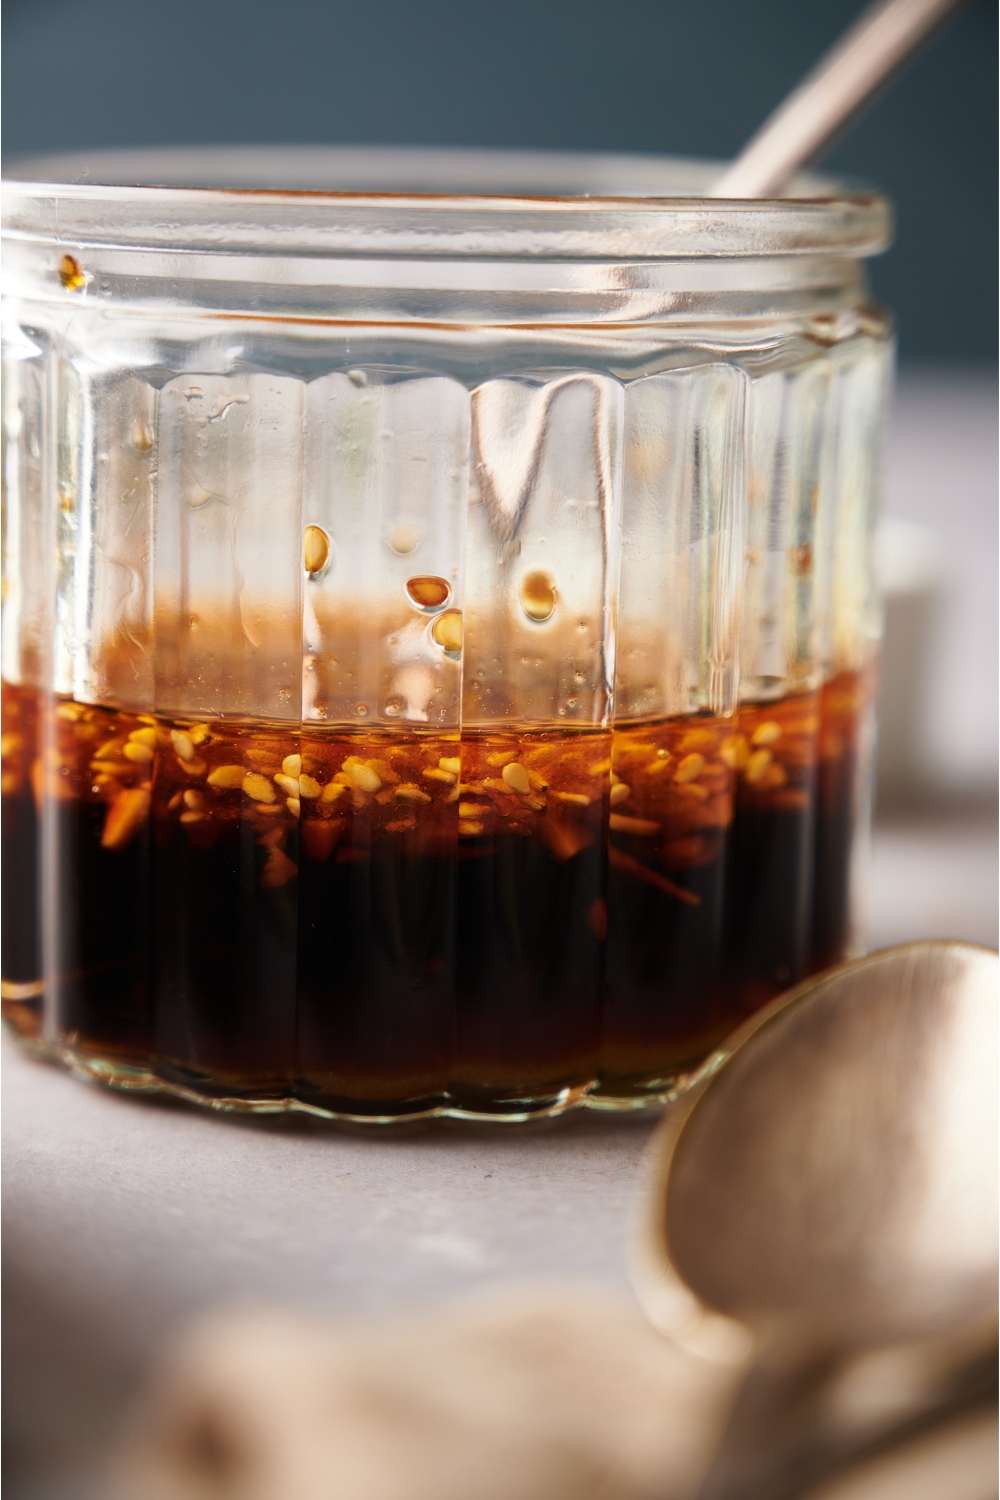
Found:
[634,941,997,1352]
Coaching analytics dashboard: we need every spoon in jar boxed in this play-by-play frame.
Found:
[711,0,967,198]
[631,941,998,1500]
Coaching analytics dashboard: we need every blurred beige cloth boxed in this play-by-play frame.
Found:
[802,1410,998,1500]
[112,1285,744,1500]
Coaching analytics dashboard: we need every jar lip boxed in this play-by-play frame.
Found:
[2,145,891,260]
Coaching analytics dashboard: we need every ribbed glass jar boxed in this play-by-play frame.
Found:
[1,147,892,1120]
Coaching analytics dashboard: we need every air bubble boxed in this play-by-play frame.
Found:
[386,522,421,556]
[304,525,331,576]
[405,575,451,611]
[519,570,557,622]
[431,610,463,655]
[384,697,405,717]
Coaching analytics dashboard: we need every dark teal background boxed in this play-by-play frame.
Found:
[3,0,996,360]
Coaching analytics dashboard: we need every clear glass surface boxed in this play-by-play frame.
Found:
[1,148,892,1119]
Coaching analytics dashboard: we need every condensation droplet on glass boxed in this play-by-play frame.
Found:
[519,570,557,623]
[347,369,368,387]
[405,575,451,611]
[384,697,405,718]
[354,703,369,717]
[304,525,331,576]
[386,522,421,556]
[131,419,154,454]
[567,697,578,709]
[58,254,85,291]
[574,671,585,683]
[431,610,463,655]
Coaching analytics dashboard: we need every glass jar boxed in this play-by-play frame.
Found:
[1,148,891,1121]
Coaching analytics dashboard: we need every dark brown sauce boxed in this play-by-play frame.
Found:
[1,674,869,1111]
[1,680,43,1038]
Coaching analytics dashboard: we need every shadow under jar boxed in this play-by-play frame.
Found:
[0,147,891,1120]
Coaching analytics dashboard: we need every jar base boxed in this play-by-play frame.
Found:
[16,1029,673,1124]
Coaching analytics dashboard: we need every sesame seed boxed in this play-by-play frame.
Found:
[344,762,381,792]
[431,610,463,653]
[207,764,247,790]
[720,735,750,770]
[303,525,330,576]
[745,748,773,785]
[123,741,154,764]
[501,762,530,795]
[242,772,276,803]
[674,752,705,784]
[751,721,782,747]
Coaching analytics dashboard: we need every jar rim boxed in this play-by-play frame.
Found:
[2,145,891,260]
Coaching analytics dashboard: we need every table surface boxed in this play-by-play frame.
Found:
[4,371,997,1500]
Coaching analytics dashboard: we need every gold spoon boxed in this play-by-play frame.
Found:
[711,0,966,198]
[631,941,998,1500]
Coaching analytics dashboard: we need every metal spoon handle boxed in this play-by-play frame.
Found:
[710,0,965,198]
[696,1319,998,1500]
